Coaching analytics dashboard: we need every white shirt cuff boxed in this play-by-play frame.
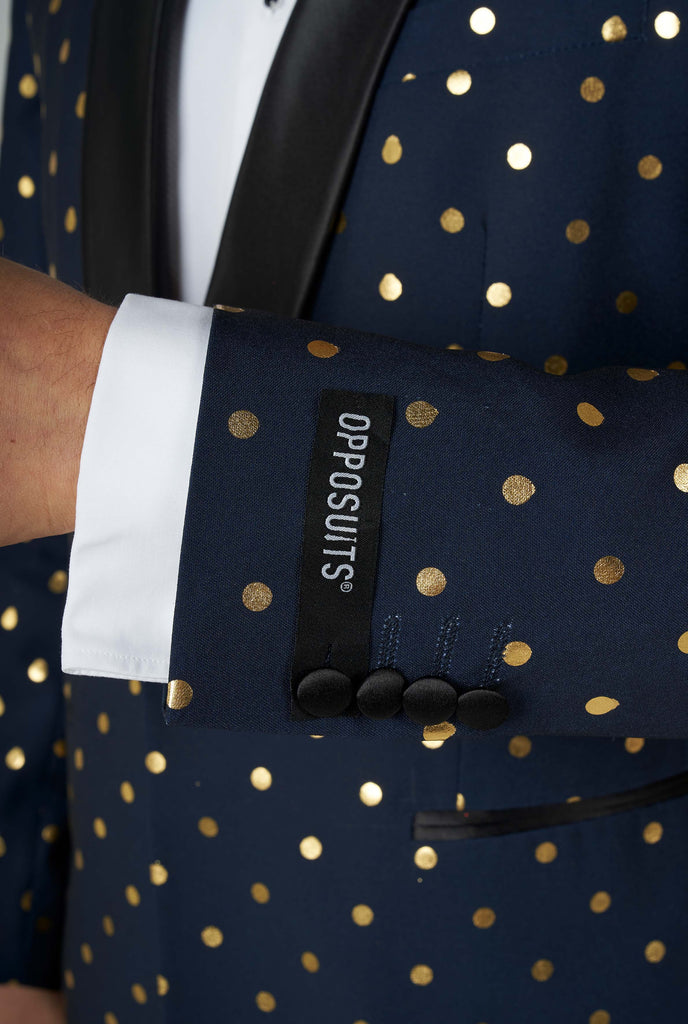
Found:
[61,293,213,682]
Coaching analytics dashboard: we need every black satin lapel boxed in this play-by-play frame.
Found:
[204,0,415,316]
[82,0,165,306]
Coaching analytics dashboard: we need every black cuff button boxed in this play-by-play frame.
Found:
[455,688,509,730]
[402,677,458,726]
[356,668,406,719]
[296,668,353,717]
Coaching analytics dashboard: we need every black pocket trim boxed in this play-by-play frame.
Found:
[413,769,688,841]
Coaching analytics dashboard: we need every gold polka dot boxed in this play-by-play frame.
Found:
[74,747,84,770]
[125,885,141,907]
[440,207,465,233]
[625,736,645,753]
[307,339,339,358]
[19,74,38,98]
[214,304,244,313]
[580,77,605,103]
[157,975,169,996]
[227,409,259,439]
[1,606,18,630]
[410,964,434,986]
[48,569,68,593]
[381,135,402,164]
[251,882,270,904]
[64,969,75,989]
[594,555,624,584]
[422,739,444,750]
[678,630,688,653]
[93,817,107,838]
[48,263,57,279]
[590,1012,611,1024]
[668,360,686,370]
[145,751,166,774]
[503,641,532,666]
[242,582,273,611]
[655,11,680,38]
[250,766,272,791]
[299,835,322,860]
[472,907,496,928]
[5,747,25,770]
[102,915,115,936]
[27,658,48,682]
[0,836,5,856]
[508,735,532,758]
[20,890,33,912]
[535,841,558,864]
[456,792,466,811]
[198,816,219,837]
[470,6,496,33]
[58,38,70,63]
[502,475,535,505]
[446,70,472,96]
[627,367,658,381]
[531,958,554,981]
[577,401,604,426]
[335,211,347,233]
[379,273,402,301]
[166,679,193,709]
[477,350,510,361]
[96,712,110,735]
[75,91,86,118]
[645,940,666,963]
[414,845,438,870]
[129,679,142,695]
[566,219,590,243]
[637,154,662,179]
[602,15,627,41]
[52,738,65,756]
[49,0,62,11]
[74,849,84,870]
[105,1014,118,1024]
[41,824,59,843]
[544,354,568,375]
[406,401,438,428]
[359,781,383,806]
[256,991,276,1013]
[402,73,416,82]
[423,721,456,741]
[149,862,168,885]
[486,282,512,307]
[615,291,638,314]
[416,567,446,596]
[507,143,532,170]
[131,984,147,1004]
[301,951,320,973]
[643,821,663,844]
[201,925,223,947]
[585,695,620,715]
[64,206,77,233]
[351,903,374,926]
[80,942,93,964]
[590,890,612,913]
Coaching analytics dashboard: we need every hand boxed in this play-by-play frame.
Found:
[0,984,67,1024]
[0,257,116,546]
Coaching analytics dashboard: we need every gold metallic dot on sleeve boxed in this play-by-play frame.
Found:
[20,890,33,911]
[74,747,84,770]
[423,721,456,741]
[49,0,61,11]
[655,11,680,37]
[589,890,611,913]
[307,339,339,358]
[201,925,223,947]
[531,958,554,981]
[416,567,446,596]
[251,882,270,904]
[5,747,25,770]
[129,679,142,695]
[535,841,557,863]
[64,969,75,989]
[359,781,383,806]
[593,555,624,584]
[590,1012,611,1024]
[41,824,59,843]
[637,154,662,179]
[643,821,663,844]
[301,951,320,973]
[601,15,627,40]
[103,915,114,936]
[1,606,18,630]
[198,816,219,837]
[410,964,434,986]
[502,476,535,505]
[166,679,193,709]
[379,273,403,301]
[414,845,438,870]
[440,207,465,233]
[422,739,444,750]
[149,862,168,885]
[580,77,605,102]
[64,206,77,232]
[625,737,645,753]
[58,38,70,63]
[131,984,147,1004]
[145,751,166,774]
[381,135,402,164]
[156,975,169,996]
[48,569,68,593]
[503,641,532,666]
[616,291,638,314]
[478,350,510,361]
[214,304,244,312]
[405,401,438,428]
[256,991,276,1012]
[351,904,374,926]
[336,211,347,233]
[472,907,496,928]
[678,630,688,652]
[402,72,416,81]
[446,70,472,95]
[80,943,93,964]
[250,766,272,791]
[75,91,86,118]
[74,849,84,871]
[566,219,590,243]
[242,582,273,611]
[577,401,604,426]
[299,835,322,860]
[27,658,48,682]
[228,409,259,438]
[668,360,686,369]
[645,940,666,963]
[627,366,658,381]
[93,817,107,838]
[19,74,38,98]
[470,6,496,33]
[544,354,568,375]
[104,1013,118,1024]
[52,738,65,756]
[508,735,532,757]
[486,282,512,307]
[585,695,620,715]
[506,144,531,170]
[96,712,110,734]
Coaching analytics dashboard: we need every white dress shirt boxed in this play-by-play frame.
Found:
[61,0,297,681]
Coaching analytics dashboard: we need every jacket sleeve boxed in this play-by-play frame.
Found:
[162,302,688,741]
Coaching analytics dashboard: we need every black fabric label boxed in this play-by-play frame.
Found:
[290,389,396,718]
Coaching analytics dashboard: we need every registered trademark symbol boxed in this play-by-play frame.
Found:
[340,581,353,593]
